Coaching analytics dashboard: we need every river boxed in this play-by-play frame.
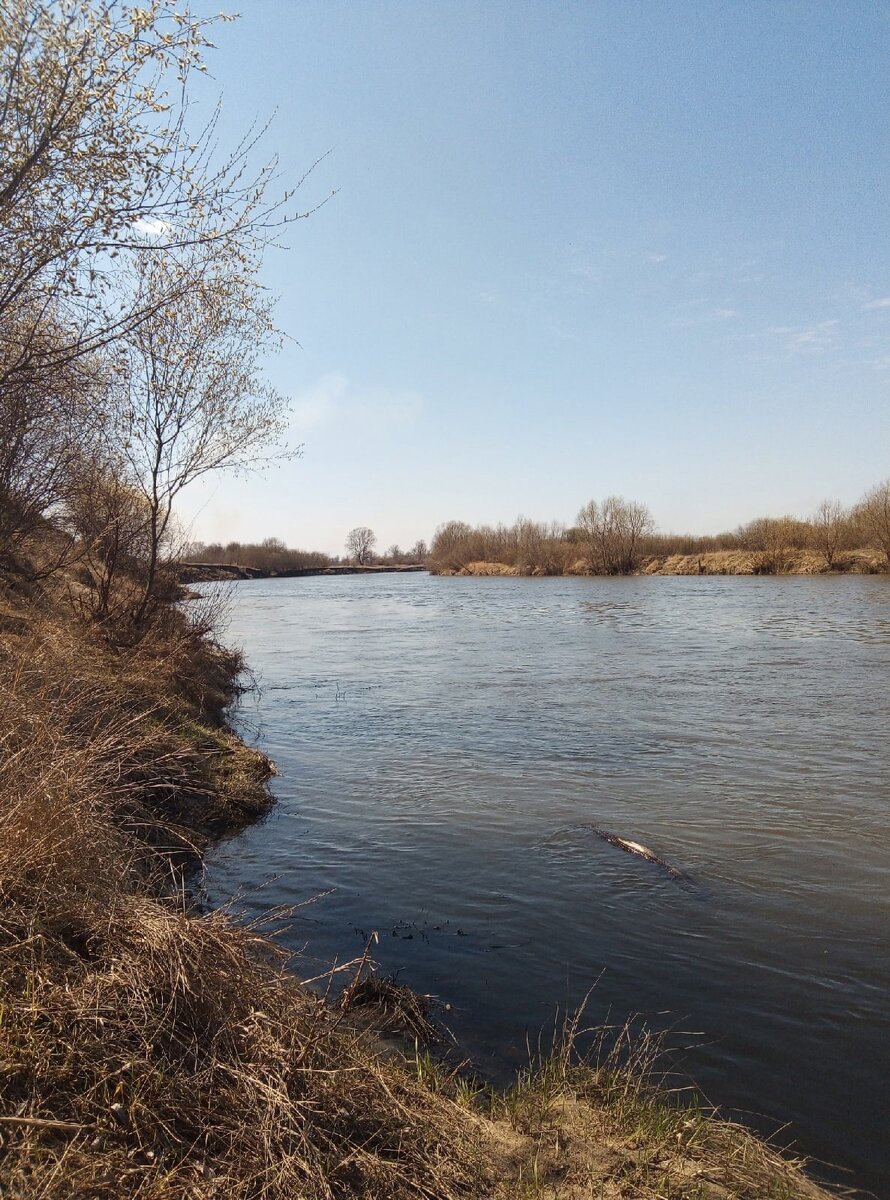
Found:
[203,572,890,1195]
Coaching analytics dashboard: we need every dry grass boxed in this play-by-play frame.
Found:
[436,561,521,577]
[341,968,446,1046]
[640,549,886,577]
[434,549,886,579]
[484,1017,836,1199]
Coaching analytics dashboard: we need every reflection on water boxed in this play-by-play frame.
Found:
[203,574,890,1194]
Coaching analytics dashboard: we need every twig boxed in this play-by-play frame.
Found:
[0,1116,89,1132]
[339,931,379,1011]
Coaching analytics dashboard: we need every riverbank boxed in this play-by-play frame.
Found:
[178,561,426,583]
[433,548,886,577]
[0,574,837,1198]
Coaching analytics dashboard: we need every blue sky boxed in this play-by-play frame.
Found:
[179,1,890,555]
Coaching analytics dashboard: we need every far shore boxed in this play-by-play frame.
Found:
[178,561,426,583]
[179,547,888,584]
[433,548,887,578]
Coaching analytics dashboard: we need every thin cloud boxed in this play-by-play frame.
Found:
[863,297,890,310]
[288,372,423,434]
[547,323,583,343]
[566,258,602,284]
[132,217,170,236]
[669,306,738,329]
[763,319,840,354]
[288,372,348,429]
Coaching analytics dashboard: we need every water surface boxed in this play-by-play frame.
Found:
[204,573,890,1194]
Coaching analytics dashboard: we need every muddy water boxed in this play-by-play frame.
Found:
[203,573,890,1194]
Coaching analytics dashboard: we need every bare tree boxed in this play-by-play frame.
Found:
[345,527,376,564]
[408,538,428,563]
[576,499,601,572]
[737,514,809,573]
[65,460,152,621]
[515,517,567,574]
[577,496,654,574]
[0,308,109,563]
[429,521,472,572]
[811,499,845,569]
[858,479,890,564]
[118,248,296,621]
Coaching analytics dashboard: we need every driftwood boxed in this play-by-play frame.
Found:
[594,830,689,880]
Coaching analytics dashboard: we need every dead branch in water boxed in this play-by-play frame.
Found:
[595,830,690,880]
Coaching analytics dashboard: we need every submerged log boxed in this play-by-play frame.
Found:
[594,830,689,880]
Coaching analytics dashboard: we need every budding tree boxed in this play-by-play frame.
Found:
[0,0,319,372]
[345,527,376,564]
[0,1,324,584]
[118,248,295,620]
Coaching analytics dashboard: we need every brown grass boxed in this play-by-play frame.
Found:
[438,561,520,577]
[640,549,886,576]
[433,549,886,579]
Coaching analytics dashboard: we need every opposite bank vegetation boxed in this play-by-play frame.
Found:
[0,4,845,1197]
[426,492,890,578]
[178,492,890,582]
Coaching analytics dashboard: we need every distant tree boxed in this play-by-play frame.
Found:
[577,496,654,574]
[811,499,846,569]
[385,543,401,563]
[858,479,890,563]
[345,526,376,564]
[515,516,567,574]
[408,538,428,563]
[576,500,600,567]
[429,521,472,571]
[737,514,809,573]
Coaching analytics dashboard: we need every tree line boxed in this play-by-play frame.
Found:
[185,531,429,572]
[428,484,890,575]
[191,486,890,578]
[0,1,318,631]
